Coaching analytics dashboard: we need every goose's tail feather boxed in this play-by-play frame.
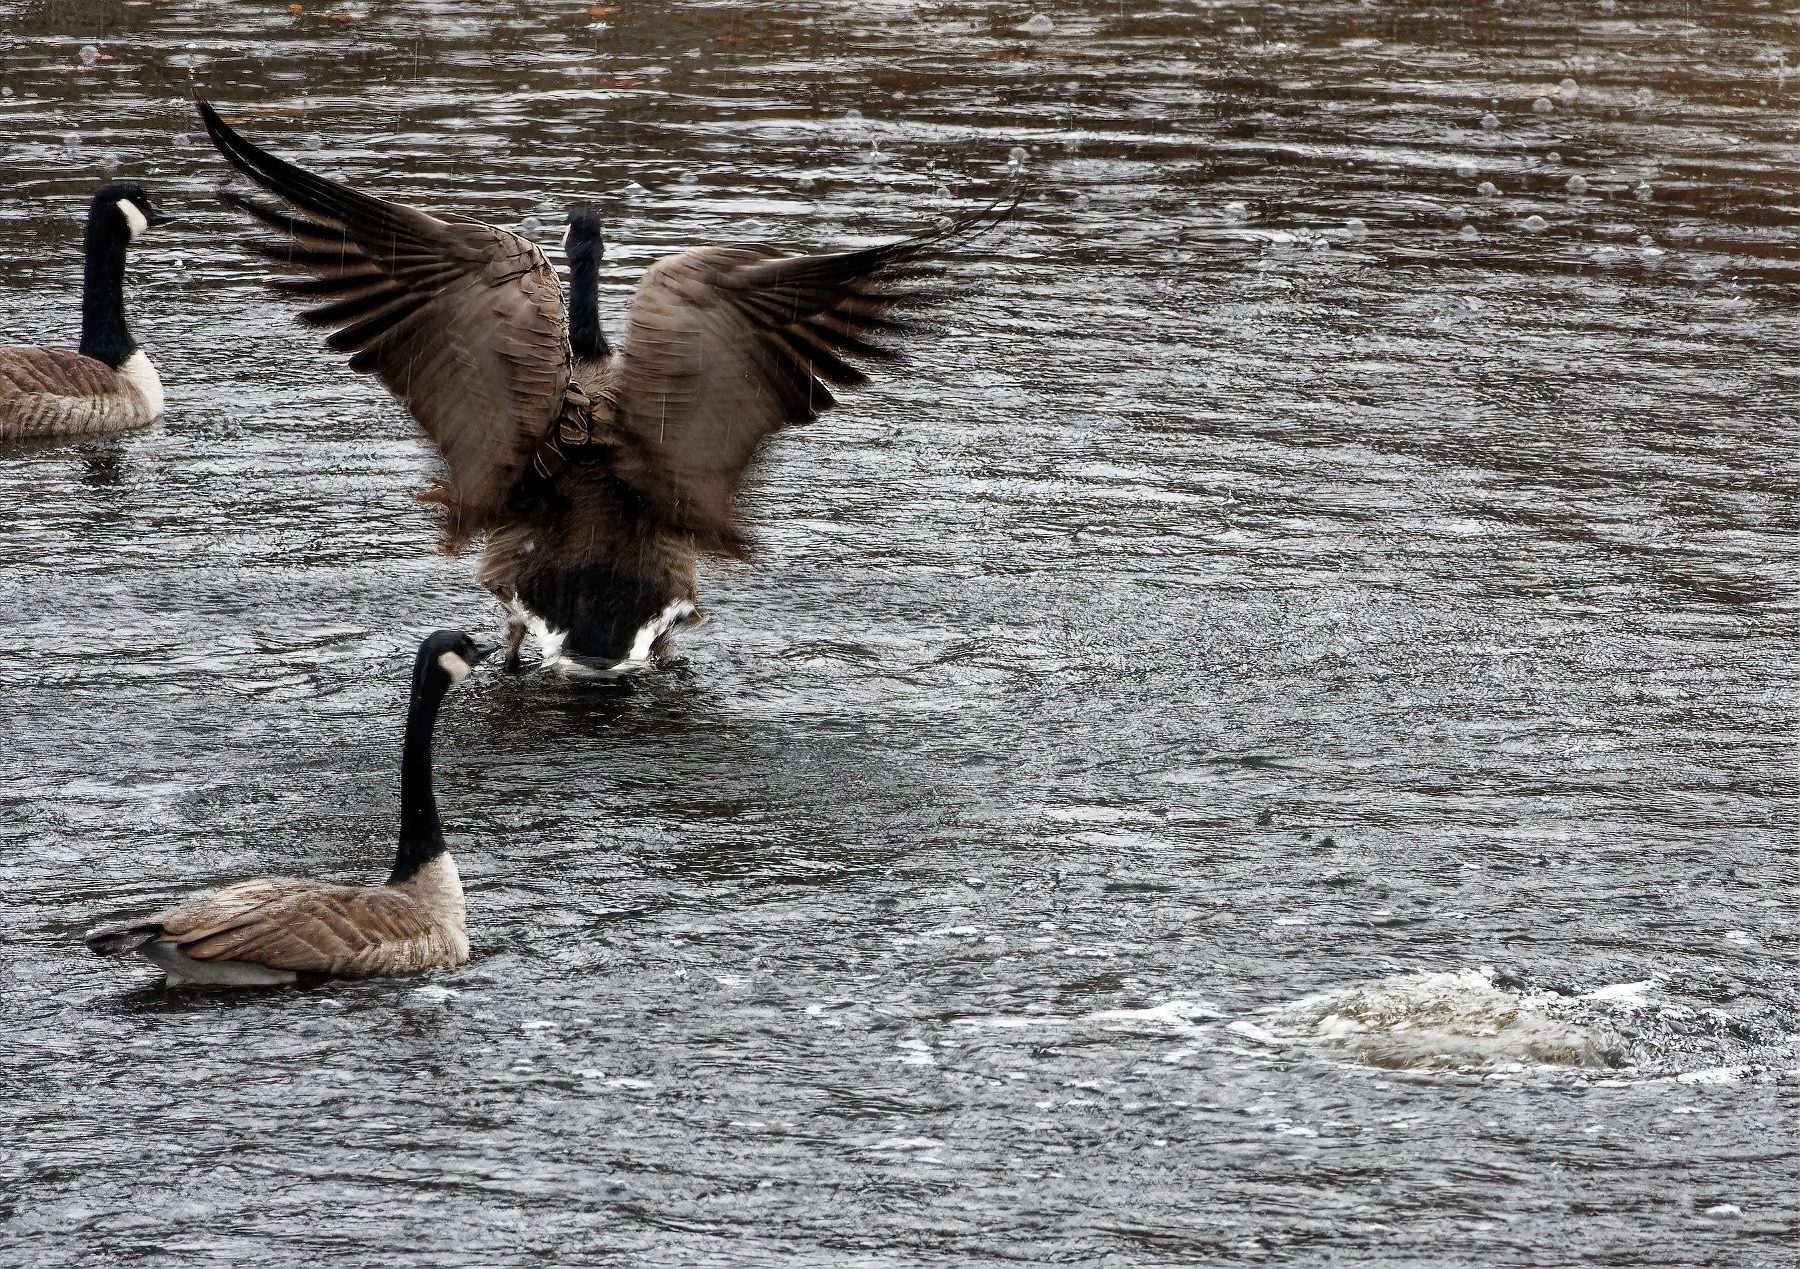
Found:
[84,923,164,957]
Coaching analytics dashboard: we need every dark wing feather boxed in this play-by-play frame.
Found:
[609,202,1009,554]
[197,97,571,534]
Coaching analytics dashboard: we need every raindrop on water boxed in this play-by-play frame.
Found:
[1546,151,1561,164]
[932,183,951,199]
[520,216,542,237]
[1455,160,1479,179]
[1636,234,1654,246]
[171,132,190,148]
[1074,193,1090,208]
[1633,182,1653,201]
[1458,224,1479,241]
[1521,214,1548,233]
[303,133,323,150]
[623,181,647,198]
[843,107,864,123]
[1480,113,1500,130]
[1020,13,1053,37]
[1634,87,1653,106]
[1532,97,1555,114]
[1559,77,1581,101]
[796,174,815,190]
[678,171,697,184]
[1476,181,1497,198]
[79,44,99,65]
[62,131,81,147]
[1344,218,1368,241]
[1565,175,1588,195]
[0,87,12,97]
[1222,201,1249,222]
[1007,146,1028,165]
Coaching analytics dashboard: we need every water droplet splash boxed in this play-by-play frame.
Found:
[1566,175,1588,195]
[1007,145,1028,166]
[1634,181,1653,201]
[1458,224,1479,241]
[1476,181,1497,198]
[1480,112,1500,130]
[1522,214,1548,232]
[79,44,99,65]
[61,131,81,148]
[678,171,697,184]
[1559,77,1581,100]
[1020,13,1053,37]
[1343,217,1367,241]
[519,216,542,237]
[1532,96,1555,115]
[1455,160,1479,179]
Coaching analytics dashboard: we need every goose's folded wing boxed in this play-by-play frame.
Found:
[0,348,124,398]
[166,884,438,975]
[610,205,1006,554]
[197,98,570,531]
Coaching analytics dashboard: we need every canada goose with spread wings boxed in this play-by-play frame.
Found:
[197,98,1006,679]
[84,630,496,986]
[0,183,174,441]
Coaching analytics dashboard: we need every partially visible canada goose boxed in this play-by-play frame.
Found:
[197,98,1006,678]
[84,629,497,986]
[0,182,174,441]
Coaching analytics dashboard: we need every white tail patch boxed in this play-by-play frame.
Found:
[138,940,297,987]
[506,597,695,679]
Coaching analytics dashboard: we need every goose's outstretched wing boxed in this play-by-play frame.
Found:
[610,203,1009,555]
[197,98,571,535]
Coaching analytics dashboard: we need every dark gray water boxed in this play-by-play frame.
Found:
[2,1,1796,1265]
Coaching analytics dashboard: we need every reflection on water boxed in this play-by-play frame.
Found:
[2,1,1795,1265]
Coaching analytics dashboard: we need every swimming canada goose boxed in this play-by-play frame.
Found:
[0,182,173,441]
[84,629,497,986]
[197,98,1005,678]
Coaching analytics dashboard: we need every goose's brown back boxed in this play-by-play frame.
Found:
[152,856,469,978]
[0,347,153,440]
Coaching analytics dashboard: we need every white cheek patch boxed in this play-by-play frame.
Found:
[436,652,472,683]
[560,222,571,247]
[116,198,149,239]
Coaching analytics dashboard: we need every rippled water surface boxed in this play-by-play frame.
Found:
[2,1,1796,1265]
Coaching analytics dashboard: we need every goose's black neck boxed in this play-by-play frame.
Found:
[77,196,136,369]
[566,220,611,362]
[389,651,452,885]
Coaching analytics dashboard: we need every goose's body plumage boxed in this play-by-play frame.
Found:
[0,183,171,441]
[85,631,494,986]
[198,99,1003,677]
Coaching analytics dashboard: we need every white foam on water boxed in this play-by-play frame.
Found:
[1264,968,1628,1071]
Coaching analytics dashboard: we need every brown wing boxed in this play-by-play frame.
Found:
[0,347,123,398]
[163,882,445,976]
[609,202,1009,555]
[197,98,570,534]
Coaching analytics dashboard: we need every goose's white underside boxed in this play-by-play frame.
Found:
[508,597,696,679]
[118,350,164,417]
[138,939,298,987]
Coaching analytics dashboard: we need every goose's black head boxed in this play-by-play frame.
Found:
[562,205,604,265]
[414,629,501,691]
[89,181,175,243]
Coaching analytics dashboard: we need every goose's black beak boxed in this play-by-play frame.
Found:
[469,638,502,665]
[147,205,177,227]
